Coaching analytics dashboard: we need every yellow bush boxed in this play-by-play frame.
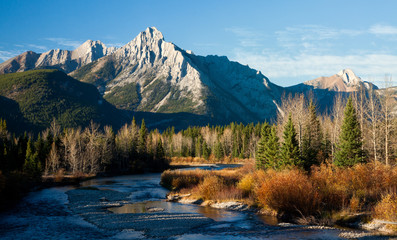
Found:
[374,194,397,221]
[237,173,255,195]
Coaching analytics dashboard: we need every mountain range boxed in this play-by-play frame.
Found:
[0,27,379,132]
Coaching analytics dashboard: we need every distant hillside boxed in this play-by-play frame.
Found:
[0,69,129,133]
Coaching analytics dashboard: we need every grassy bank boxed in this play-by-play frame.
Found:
[161,161,397,233]
[168,156,248,165]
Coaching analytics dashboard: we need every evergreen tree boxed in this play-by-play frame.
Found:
[335,97,365,167]
[280,114,301,167]
[155,138,165,160]
[301,101,323,170]
[23,139,42,179]
[202,141,210,159]
[138,119,147,154]
[267,126,282,169]
[255,122,271,169]
[214,141,224,160]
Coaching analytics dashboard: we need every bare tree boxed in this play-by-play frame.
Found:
[330,94,345,162]
[84,121,101,174]
[366,83,381,163]
[45,141,60,175]
[381,75,394,165]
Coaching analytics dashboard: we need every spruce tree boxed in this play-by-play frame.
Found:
[23,139,42,179]
[202,141,209,159]
[335,97,364,167]
[138,119,147,154]
[255,122,271,169]
[214,141,224,160]
[280,114,301,168]
[262,125,281,169]
[301,101,323,170]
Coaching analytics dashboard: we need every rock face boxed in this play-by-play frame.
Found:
[300,68,375,92]
[71,27,283,122]
[0,40,116,74]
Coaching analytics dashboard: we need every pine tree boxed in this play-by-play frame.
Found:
[280,114,301,167]
[335,97,365,167]
[255,122,271,169]
[214,141,224,160]
[155,138,165,160]
[301,101,322,170]
[23,139,42,179]
[259,125,281,169]
[202,141,209,159]
[138,119,147,154]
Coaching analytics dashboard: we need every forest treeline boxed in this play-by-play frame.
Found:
[0,83,396,208]
[1,84,397,179]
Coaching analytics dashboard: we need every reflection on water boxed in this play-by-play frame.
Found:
[108,200,246,222]
[256,214,279,226]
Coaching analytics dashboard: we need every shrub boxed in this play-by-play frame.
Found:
[237,173,255,196]
[374,194,397,221]
[198,176,225,200]
[256,168,320,217]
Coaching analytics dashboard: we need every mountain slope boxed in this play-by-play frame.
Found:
[0,69,128,133]
[286,69,378,113]
[302,69,375,92]
[71,27,283,123]
[0,40,116,74]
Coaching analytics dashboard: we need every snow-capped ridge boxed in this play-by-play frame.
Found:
[337,68,362,85]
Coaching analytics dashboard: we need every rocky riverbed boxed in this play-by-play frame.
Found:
[0,166,394,239]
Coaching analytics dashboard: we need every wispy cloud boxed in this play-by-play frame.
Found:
[233,50,397,85]
[27,44,47,51]
[225,27,265,47]
[44,38,83,49]
[369,24,397,35]
[0,50,24,61]
[226,24,397,86]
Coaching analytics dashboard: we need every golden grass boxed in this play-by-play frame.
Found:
[162,161,397,228]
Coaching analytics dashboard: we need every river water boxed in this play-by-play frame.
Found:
[0,165,386,239]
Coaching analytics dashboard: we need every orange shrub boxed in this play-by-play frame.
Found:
[198,176,225,200]
[374,193,397,222]
[256,168,320,217]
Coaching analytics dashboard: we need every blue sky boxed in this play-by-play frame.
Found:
[1,0,397,86]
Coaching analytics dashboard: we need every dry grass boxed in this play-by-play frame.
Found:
[169,156,248,165]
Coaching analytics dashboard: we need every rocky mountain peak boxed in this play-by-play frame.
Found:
[337,68,361,85]
[134,27,164,44]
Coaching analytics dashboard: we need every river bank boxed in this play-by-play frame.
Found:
[160,162,397,237]
[0,164,395,239]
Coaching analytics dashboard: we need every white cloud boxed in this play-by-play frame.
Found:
[27,44,47,51]
[225,27,265,47]
[369,24,397,35]
[44,38,83,49]
[0,50,24,61]
[233,50,397,86]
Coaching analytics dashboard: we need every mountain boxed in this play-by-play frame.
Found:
[0,40,116,74]
[301,69,375,92]
[0,69,128,133]
[286,69,378,112]
[71,27,283,123]
[0,27,384,128]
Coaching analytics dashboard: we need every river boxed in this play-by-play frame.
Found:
[0,165,387,239]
